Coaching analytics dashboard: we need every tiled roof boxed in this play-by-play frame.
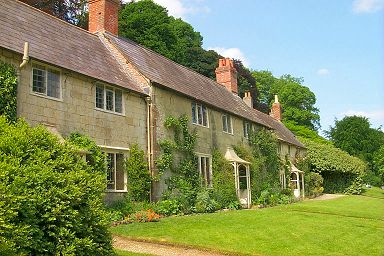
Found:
[105,34,304,148]
[105,34,272,128]
[1,0,303,148]
[0,0,145,94]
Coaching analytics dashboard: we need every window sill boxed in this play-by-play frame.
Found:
[223,131,234,135]
[31,92,63,102]
[106,190,127,193]
[94,107,125,117]
[192,123,209,129]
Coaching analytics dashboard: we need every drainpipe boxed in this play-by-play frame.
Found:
[145,95,154,201]
[19,42,30,69]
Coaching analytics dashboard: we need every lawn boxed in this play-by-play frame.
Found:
[111,194,384,256]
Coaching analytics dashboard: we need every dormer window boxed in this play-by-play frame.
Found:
[192,102,208,127]
[95,84,123,114]
[32,63,61,99]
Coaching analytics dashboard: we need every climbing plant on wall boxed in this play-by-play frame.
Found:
[156,115,199,213]
[0,60,17,122]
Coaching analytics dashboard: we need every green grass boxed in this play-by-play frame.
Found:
[111,195,384,256]
[115,249,153,256]
[362,186,384,199]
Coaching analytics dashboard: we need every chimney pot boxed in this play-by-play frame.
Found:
[243,90,253,108]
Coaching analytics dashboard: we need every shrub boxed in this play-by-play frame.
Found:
[300,137,367,194]
[0,117,113,255]
[125,144,151,202]
[124,209,160,223]
[195,190,220,213]
[211,149,239,209]
[0,61,17,122]
[304,172,324,198]
[155,199,182,216]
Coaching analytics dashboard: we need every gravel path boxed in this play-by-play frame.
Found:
[309,193,345,200]
[113,235,228,256]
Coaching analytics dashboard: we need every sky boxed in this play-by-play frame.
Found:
[144,0,384,133]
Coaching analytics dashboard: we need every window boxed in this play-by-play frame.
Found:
[243,121,252,138]
[288,145,291,155]
[192,102,208,127]
[198,155,212,188]
[222,114,233,134]
[95,84,123,114]
[106,152,126,191]
[32,64,61,99]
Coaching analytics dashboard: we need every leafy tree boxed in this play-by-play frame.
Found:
[327,115,384,168]
[284,121,329,145]
[0,117,113,255]
[372,145,384,184]
[253,71,320,130]
[20,0,88,28]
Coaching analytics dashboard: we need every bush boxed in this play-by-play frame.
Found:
[304,172,324,198]
[300,137,367,194]
[0,117,114,255]
[0,61,17,122]
[195,190,220,213]
[211,149,239,209]
[125,144,151,202]
[155,199,182,216]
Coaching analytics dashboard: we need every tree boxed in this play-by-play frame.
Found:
[327,115,384,169]
[20,0,88,28]
[252,72,320,130]
[0,117,113,255]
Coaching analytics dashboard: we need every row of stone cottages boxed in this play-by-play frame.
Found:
[0,0,305,207]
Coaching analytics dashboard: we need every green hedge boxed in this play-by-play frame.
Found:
[300,137,367,194]
[0,117,113,255]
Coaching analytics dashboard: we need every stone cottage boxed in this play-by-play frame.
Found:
[0,0,305,205]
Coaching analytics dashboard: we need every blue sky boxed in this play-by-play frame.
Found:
[150,0,384,133]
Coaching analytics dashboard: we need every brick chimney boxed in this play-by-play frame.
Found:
[270,95,282,121]
[243,91,253,108]
[215,58,238,94]
[89,0,120,35]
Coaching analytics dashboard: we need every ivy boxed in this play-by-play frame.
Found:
[0,61,17,122]
[156,115,198,212]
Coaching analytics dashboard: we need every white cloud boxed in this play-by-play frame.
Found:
[317,68,330,76]
[208,47,250,66]
[340,110,384,127]
[125,0,208,19]
[352,0,384,13]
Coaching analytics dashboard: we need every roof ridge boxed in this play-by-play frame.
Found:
[14,0,97,37]
[111,34,231,90]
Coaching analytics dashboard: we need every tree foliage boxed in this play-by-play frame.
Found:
[327,115,384,168]
[0,117,113,255]
[20,0,88,28]
[0,61,17,123]
[252,71,320,130]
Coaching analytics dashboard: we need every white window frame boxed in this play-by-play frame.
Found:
[101,148,128,192]
[191,102,209,127]
[31,62,62,100]
[197,154,212,188]
[243,121,252,138]
[95,84,124,115]
[222,113,233,134]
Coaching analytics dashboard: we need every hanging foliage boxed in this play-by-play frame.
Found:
[0,60,17,122]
